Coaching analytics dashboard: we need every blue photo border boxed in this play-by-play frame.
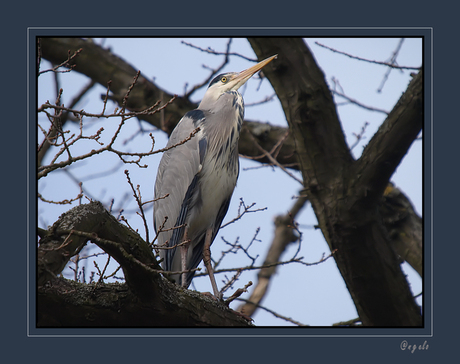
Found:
[28,27,432,338]
[9,8,446,356]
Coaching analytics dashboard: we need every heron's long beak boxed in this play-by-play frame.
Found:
[231,54,277,89]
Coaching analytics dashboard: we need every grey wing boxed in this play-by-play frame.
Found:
[154,110,206,272]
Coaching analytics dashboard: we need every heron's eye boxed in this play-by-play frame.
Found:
[221,76,228,83]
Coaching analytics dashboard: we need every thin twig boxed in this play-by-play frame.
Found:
[220,198,267,229]
[37,115,199,179]
[315,41,420,70]
[182,39,233,99]
[245,128,303,184]
[124,170,149,244]
[377,38,405,93]
[224,280,253,305]
[38,48,83,75]
[350,121,370,151]
[37,191,84,205]
[331,78,390,115]
[194,251,336,278]
[235,297,308,326]
[181,39,255,61]
[92,255,111,291]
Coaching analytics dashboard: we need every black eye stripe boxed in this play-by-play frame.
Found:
[208,73,232,88]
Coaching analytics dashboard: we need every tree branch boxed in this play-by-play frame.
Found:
[381,184,422,277]
[248,37,422,326]
[352,71,423,208]
[38,37,298,168]
[237,193,309,317]
[315,41,420,70]
[37,201,252,327]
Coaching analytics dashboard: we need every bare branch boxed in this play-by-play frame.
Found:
[220,198,267,229]
[38,190,84,205]
[315,41,420,70]
[37,102,198,179]
[38,38,299,167]
[377,38,406,92]
[331,77,390,115]
[235,192,308,317]
[236,297,308,326]
[224,280,253,305]
[349,121,370,151]
[38,48,83,75]
[124,170,150,244]
[181,39,256,62]
[244,127,303,184]
[245,93,277,107]
[182,39,233,99]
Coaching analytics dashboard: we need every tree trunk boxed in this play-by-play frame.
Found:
[248,37,422,326]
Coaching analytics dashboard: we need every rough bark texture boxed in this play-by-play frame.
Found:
[37,202,253,327]
[248,37,422,326]
[381,184,423,277]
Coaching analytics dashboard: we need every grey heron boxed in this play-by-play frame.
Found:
[154,54,277,299]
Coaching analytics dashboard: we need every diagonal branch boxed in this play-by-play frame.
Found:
[237,193,309,317]
[352,71,423,208]
[37,201,161,295]
[38,37,299,168]
[37,201,252,327]
[248,37,422,326]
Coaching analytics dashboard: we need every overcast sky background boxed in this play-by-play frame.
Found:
[37,37,423,326]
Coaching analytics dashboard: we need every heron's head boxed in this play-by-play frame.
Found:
[200,54,277,108]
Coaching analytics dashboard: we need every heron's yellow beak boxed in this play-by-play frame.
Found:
[231,54,277,89]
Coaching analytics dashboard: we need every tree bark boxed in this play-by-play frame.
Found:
[381,184,423,277]
[37,202,252,327]
[248,37,422,326]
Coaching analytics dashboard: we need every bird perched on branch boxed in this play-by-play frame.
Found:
[154,54,277,299]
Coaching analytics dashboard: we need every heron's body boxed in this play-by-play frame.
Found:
[154,55,277,298]
[154,92,242,287]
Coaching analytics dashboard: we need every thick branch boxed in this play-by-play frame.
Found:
[248,38,354,190]
[381,184,422,277]
[37,277,252,327]
[37,202,252,327]
[39,38,196,132]
[352,71,423,208]
[38,37,298,168]
[248,37,422,326]
[38,201,161,295]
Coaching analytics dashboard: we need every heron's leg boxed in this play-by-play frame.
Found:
[180,228,189,287]
[203,228,222,299]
